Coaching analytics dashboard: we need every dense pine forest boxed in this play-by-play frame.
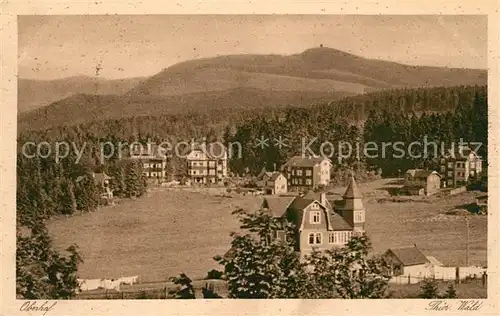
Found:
[16,84,487,226]
[226,85,487,176]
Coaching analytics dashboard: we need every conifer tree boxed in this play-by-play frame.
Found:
[16,224,83,299]
[419,278,439,299]
[444,283,457,299]
[74,173,99,213]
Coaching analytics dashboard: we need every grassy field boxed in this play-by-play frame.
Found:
[48,179,487,283]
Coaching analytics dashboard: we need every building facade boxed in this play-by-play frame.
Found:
[130,144,168,182]
[282,156,331,192]
[185,143,228,185]
[440,147,482,188]
[262,176,365,256]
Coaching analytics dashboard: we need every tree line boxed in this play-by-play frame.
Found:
[225,85,487,177]
[16,84,487,298]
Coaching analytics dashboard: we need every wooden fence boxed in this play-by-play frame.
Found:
[449,186,467,195]
[75,279,229,300]
[389,268,487,285]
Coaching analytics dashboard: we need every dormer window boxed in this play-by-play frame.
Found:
[310,210,320,224]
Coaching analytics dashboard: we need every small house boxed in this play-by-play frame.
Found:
[264,172,288,195]
[403,169,441,196]
[383,245,431,277]
[93,172,113,198]
[476,194,487,214]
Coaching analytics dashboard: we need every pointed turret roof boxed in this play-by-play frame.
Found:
[343,175,363,199]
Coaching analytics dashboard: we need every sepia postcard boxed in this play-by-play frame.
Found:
[1,0,499,315]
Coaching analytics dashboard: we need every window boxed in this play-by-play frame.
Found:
[310,210,320,223]
[440,166,446,173]
[305,169,312,176]
[209,161,215,167]
[209,170,215,175]
[308,233,315,245]
[308,232,322,245]
[291,169,295,176]
[315,233,322,244]
[355,211,364,222]
[296,169,303,176]
[298,179,303,185]
[143,163,150,168]
[447,171,453,177]
[306,179,312,185]
[448,162,453,168]
[329,233,335,244]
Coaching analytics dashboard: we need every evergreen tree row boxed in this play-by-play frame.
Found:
[16,153,148,228]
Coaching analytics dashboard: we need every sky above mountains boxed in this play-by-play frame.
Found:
[18,15,487,80]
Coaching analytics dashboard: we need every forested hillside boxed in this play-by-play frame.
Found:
[18,47,486,131]
[16,84,487,227]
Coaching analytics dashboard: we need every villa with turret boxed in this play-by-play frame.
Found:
[262,176,365,256]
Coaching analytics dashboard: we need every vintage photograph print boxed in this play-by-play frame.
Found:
[12,12,494,311]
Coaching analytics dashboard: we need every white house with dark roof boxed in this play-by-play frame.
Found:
[262,176,365,256]
[383,245,432,277]
[403,169,441,196]
[255,170,288,195]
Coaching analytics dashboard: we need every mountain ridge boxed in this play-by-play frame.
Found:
[18,46,487,130]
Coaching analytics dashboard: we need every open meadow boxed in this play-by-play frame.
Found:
[48,179,487,283]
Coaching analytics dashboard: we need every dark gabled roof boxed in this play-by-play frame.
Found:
[329,212,354,231]
[343,176,363,199]
[255,167,267,180]
[265,190,353,231]
[269,172,283,182]
[442,145,480,160]
[386,246,429,266]
[406,169,441,179]
[282,155,330,168]
[262,196,295,217]
[130,144,169,159]
[184,142,227,159]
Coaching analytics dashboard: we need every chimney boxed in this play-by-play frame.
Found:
[320,191,326,205]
